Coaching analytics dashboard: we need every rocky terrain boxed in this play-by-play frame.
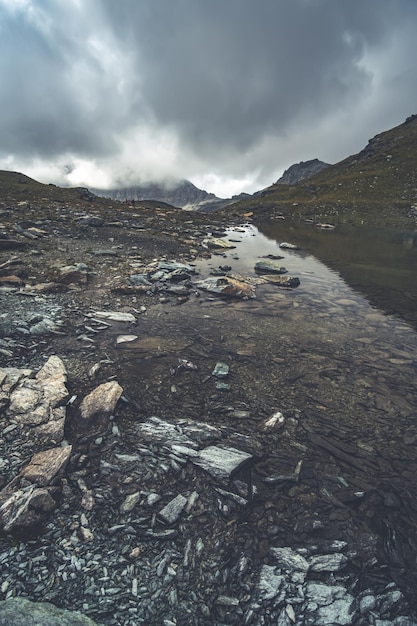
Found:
[0,187,417,625]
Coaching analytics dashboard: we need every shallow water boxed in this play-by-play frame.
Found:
[98,221,417,599]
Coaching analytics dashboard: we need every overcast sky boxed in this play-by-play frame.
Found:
[0,0,416,197]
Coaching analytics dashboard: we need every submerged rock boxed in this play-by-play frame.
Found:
[255,260,288,274]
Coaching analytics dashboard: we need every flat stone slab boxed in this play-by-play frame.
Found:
[0,598,98,625]
[93,311,136,322]
[192,445,253,481]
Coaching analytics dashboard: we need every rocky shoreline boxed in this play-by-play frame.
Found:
[1,197,417,624]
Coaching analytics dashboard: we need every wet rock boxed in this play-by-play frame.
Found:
[255,260,288,274]
[192,445,253,481]
[195,275,257,299]
[0,598,98,626]
[78,381,123,426]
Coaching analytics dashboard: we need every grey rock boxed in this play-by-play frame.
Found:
[314,596,355,625]
[158,494,187,524]
[192,445,253,481]
[257,564,285,601]
[305,582,348,605]
[270,546,309,572]
[157,261,196,273]
[0,597,98,625]
[359,595,376,614]
[128,274,152,286]
[309,552,348,572]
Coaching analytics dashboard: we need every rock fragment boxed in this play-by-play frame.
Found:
[192,445,253,481]
[78,381,123,425]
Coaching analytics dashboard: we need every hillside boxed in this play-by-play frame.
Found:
[227,114,417,226]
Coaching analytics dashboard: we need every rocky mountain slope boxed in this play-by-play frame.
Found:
[227,114,417,226]
[91,179,222,211]
[276,158,330,185]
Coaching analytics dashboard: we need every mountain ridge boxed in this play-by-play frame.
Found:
[226,114,417,226]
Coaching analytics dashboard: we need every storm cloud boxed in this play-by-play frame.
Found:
[1,0,416,196]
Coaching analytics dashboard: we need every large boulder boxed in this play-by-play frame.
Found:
[0,598,98,626]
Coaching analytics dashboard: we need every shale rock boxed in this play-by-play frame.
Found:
[0,598,98,626]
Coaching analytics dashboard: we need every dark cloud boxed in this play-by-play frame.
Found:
[0,0,416,194]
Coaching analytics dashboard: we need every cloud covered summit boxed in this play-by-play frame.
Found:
[1,0,416,196]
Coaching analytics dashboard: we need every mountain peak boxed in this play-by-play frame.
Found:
[276,159,331,185]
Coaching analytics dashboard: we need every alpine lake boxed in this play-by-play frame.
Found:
[105,218,417,607]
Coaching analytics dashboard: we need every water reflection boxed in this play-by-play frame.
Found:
[256,220,417,330]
